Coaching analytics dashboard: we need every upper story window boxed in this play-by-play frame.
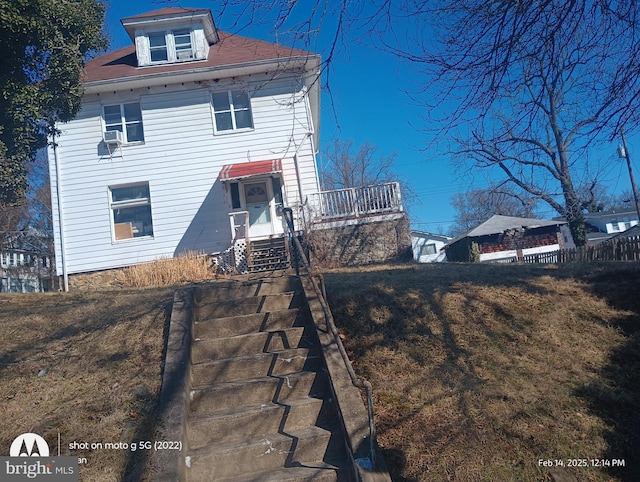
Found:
[212,90,253,133]
[103,103,144,143]
[148,29,193,63]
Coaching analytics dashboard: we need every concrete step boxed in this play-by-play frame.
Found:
[191,327,306,363]
[193,277,300,303]
[190,348,316,387]
[187,397,324,449]
[224,464,339,482]
[195,293,299,320]
[188,372,320,415]
[184,426,333,482]
[193,309,302,340]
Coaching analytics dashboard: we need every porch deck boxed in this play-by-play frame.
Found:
[307,182,403,224]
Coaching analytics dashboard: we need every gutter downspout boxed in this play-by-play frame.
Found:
[293,132,313,230]
[51,134,68,292]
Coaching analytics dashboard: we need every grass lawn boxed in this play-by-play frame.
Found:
[323,262,640,482]
[1,262,638,481]
[0,288,173,482]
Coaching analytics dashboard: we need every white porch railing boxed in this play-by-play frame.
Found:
[228,211,249,241]
[307,182,403,222]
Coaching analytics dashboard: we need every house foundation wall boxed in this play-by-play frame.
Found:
[307,214,412,268]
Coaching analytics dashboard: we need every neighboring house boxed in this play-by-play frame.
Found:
[584,209,639,243]
[610,223,640,240]
[445,215,574,262]
[47,7,323,280]
[411,231,450,263]
[1,230,54,293]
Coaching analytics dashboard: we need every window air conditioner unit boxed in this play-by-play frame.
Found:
[177,50,193,61]
[103,130,123,145]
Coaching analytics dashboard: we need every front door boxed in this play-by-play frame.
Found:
[244,181,273,237]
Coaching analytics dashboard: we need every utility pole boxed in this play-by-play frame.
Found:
[618,128,640,223]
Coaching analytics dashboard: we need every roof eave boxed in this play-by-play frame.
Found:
[83,54,321,95]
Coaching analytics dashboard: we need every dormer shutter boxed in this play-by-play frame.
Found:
[135,32,150,66]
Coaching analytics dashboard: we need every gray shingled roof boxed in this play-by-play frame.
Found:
[610,224,640,239]
[464,215,566,237]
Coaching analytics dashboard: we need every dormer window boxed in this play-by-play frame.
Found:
[148,32,168,62]
[174,29,193,60]
[122,8,218,67]
[148,29,193,64]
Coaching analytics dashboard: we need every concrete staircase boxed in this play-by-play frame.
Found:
[182,275,350,481]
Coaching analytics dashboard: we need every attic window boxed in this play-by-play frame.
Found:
[148,29,193,63]
[149,32,168,62]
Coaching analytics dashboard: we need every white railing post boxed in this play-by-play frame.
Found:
[351,187,359,217]
[229,211,250,242]
[394,182,403,212]
[228,213,235,241]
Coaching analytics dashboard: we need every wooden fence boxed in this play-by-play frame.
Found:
[519,236,640,264]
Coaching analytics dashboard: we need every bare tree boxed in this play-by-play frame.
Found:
[321,139,397,190]
[208,1,640,246]
[412,0,638,246]
[449,185,538,237]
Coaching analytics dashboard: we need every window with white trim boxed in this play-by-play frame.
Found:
[420,243,438,256]
[148,32,168,62]
[212,90,253,132]
[148,29,193,63]
[103,103,144,143]
[109,183,154,241]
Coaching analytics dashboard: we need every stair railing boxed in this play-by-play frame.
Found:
[281,207,378,474]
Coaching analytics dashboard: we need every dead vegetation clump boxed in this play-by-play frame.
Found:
[116,251,222,287]
[323,262,640,482]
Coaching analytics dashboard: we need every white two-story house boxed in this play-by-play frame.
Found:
[47,7,322,284]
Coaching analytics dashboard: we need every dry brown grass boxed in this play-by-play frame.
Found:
[115,251,222,287]
[0,288,173,481]
[323,262,640,482]
[2,262,638,481]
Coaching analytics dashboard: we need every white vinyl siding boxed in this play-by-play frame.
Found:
[49,74,318,274]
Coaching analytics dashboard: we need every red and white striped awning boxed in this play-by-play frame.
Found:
[218,159,282,181]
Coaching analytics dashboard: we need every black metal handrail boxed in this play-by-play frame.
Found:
[281,208,378,472]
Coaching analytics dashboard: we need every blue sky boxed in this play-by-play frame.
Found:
[101,1,640,234]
